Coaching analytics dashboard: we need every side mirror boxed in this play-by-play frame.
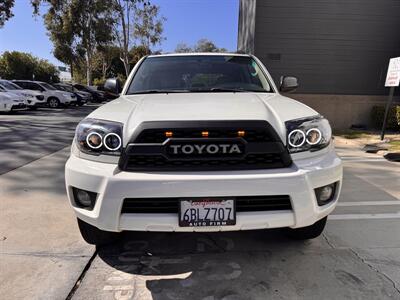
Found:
[279,76,298,93]
[104,78,122,97]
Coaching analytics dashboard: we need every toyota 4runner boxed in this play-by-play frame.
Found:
[65,53,342,245]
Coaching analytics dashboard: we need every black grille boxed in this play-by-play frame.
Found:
[121,195,292,214]
[119,121,292,171]
[136,128,273,143]
[124,153,285,171]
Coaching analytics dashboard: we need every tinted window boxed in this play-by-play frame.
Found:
[0,81,22,90]
[127,55,272,94]
[40,82,57,90]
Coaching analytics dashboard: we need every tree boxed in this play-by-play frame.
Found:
[42,3,84,79]
[133,3,165,53]
[0,51,59,82]
[175,43,192,53]
[0,0,14,28]
[112,0,139,78]
[194,38,227,52]
[174,39,227,53]
[33,0,115,85]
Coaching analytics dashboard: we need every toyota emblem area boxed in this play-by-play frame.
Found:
[65,53,343,245]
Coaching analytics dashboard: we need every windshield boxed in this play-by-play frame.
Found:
[40,82,57,90]
[127,55,273,94]
[57,85,73,92]
[0,81,22,90]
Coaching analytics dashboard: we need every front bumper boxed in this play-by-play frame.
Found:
[11,103,27,110]
[65,145,342,232]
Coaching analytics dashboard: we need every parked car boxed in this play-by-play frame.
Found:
[0,79,45,110]
[73,84,106,103]
[65,53,343,246]
[0,89,26,112]
[12,80,76,108]
[53,83,91,106]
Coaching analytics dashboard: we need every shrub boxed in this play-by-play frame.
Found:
[370,105,400,131]
[397,106,400,126]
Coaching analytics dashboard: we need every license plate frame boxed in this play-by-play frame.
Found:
[179,198,236,227]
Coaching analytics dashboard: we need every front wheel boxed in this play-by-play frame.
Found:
[77,218,120,246]
[47,97,60,108]
[284,217,327,240]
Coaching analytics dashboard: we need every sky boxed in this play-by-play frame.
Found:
[0,0,239,66]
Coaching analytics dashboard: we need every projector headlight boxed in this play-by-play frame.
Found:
[285,116,331,153]
[75,118,123,156]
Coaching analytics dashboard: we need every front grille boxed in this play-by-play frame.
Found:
[119,121,292,171]
[124,153,285,171]
[121,195,292,214]
[136,128,273,143]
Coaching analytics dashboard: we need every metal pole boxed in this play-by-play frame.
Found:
[380,86,395,140]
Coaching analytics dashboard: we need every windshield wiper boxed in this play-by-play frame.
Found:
[129,89,190,95]
[209,87,247,92]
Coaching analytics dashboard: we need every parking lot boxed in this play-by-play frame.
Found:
[0,106,399,300]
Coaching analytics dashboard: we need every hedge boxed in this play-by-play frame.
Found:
[371,105,400,131]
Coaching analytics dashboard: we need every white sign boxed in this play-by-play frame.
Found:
[385,57,400,87]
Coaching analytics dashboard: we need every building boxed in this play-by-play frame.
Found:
[238,0,400,129]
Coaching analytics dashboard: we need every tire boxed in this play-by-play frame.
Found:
[47,97,60,108]
[77,218,120,246]
[284,217,327,240]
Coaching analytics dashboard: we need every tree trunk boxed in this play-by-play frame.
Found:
[70,62,74,81]
[86,53,92,86]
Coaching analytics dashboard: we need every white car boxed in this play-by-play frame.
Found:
[0,90,27,112]
[65,53,343,245]
[12,80,76,108]
[0,79,46,110]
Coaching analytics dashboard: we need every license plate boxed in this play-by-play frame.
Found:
[179,198,236,227]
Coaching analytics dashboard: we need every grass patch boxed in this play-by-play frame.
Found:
[388,140,400,151]
[333,130,372,139]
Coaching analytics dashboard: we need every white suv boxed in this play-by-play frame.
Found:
[13,80,76,108]
[0,80,46,109]
[65,53,342,245]
[0,90,26,112]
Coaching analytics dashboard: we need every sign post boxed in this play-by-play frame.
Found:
[381,57,400,140]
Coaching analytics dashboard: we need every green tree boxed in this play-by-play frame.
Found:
[175,43,192,53]
[112,0,146,78]
[33,0,115,85]
[0,0,14,28]
[133,3,165,53]
[0,51,59,82]
[194,38,227,52]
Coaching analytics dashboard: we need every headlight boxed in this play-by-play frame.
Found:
[285,116,331,153]
[75,118,123,156]
[63,93,72,97]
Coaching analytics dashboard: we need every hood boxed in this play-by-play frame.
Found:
[21,89,42,96]
[88,93,319,145]
[0,91,25,101]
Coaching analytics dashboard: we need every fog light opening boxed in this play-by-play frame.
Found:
[315,183,337,206]
[72,188,97,210]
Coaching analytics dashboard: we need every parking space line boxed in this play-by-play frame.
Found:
[329,212,400,220]
[337,201,400,206]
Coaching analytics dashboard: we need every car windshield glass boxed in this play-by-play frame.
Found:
[0,81,22,90]
[40,82,57,90]
[127,55,273,94]
[57,85,73,92]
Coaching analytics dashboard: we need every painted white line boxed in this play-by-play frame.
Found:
[341,158,387,162]
[329,212,400,220]
[337,201,400,206]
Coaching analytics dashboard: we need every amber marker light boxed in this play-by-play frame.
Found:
[238,130,246,137]
[201,131,209,137]
[165,131,173,137]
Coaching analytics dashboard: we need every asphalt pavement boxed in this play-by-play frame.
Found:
[0,106,399,300]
